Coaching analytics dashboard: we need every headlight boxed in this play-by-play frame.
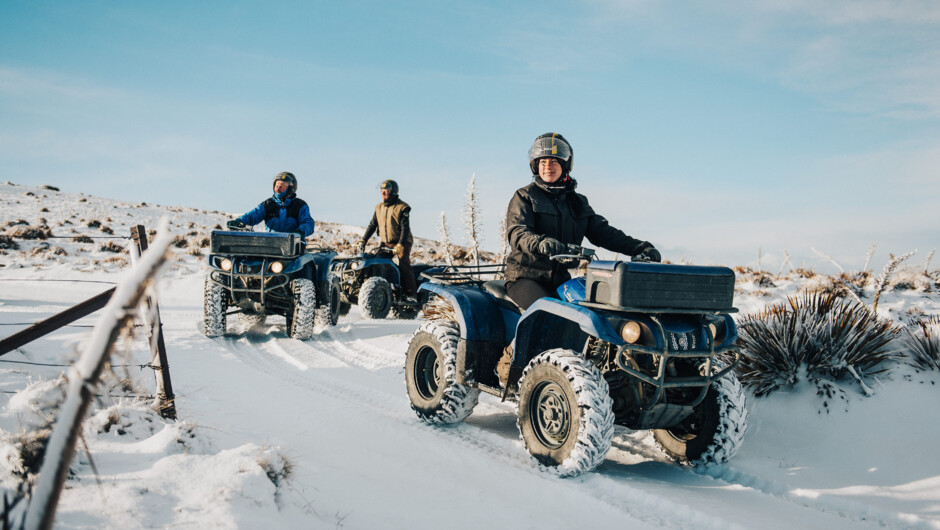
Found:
[350,262,361,270]
[220,258,232,271]
[620,321,642,344]
[269,261,283,273]
[708,319,727,344]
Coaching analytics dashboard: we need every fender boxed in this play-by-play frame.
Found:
[362,257,401,286]
[418,283,505,342]
[513,298,624,367]
[307,250,337,286]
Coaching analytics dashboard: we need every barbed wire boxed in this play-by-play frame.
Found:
[0,278,117,285]
[0,359,155,369]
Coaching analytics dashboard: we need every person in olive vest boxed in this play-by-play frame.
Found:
[356,179,417,300]
[227,172,315,238]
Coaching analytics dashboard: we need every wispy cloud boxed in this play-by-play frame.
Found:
[586,0,940,118]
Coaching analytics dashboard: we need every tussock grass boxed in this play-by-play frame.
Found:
[899,316,940,372]
[737,292,899,398]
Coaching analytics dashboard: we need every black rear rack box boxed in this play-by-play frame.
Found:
[210,231,303,258]
[584,261,735,311]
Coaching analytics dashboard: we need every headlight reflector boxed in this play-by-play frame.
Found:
[220,258,232,271]
[269,261,283,273]
[620,321,642,344]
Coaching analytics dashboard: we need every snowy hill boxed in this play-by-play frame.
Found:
[1,181,939,529]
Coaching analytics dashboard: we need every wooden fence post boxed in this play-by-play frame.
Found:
[129,225,177,420]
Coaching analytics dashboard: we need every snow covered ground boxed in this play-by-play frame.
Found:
[1,182,938,529]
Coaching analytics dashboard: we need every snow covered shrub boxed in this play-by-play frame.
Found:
[256,446,293,487]
[99,240,125,253]
[8,226,52,240]
[736,292,899,397]
[0,235,18,250]
[898,316,940,372]
[71,235,93,244]
[171,235,188,248]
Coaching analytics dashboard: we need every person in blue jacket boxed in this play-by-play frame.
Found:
[227,172,315,239]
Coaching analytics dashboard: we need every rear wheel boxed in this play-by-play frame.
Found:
[288,278,316,340]
[517,349,615,477]
[358,276,392,319]
[653,369,748,466]
[315,273,341,327]
[405,321,480,424]
[203,276,227,337]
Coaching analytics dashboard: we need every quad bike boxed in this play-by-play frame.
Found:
[330,246,442,320]
[404,246,748,477]
[203,229,341,340]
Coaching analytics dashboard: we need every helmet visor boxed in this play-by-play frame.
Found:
[529,135,571,162]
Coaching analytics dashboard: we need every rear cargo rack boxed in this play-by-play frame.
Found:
[421,263,505,285]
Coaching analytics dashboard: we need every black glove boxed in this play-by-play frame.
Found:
[538,237,567,257]
[355,240,365,253]
[292,230,305,239]
[633,243,661,263]
[227,220,246,230]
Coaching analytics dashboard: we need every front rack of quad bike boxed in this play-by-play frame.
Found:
[421,263,505,285]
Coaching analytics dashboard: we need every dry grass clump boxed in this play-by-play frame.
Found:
[737,292,899,398]
[419,294,458,323]
[898,316,940,372]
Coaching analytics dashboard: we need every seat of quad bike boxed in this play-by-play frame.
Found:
[482,280,523,314]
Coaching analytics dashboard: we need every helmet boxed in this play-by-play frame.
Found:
[379,179,399,196]
[273,172,297,194]
[528,132,573,176]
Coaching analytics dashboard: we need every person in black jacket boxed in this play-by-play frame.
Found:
[505,133,660,310]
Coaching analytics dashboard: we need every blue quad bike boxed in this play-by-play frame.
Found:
[330,246,442,320]
[203,229,342,340]
[405,247,748,477]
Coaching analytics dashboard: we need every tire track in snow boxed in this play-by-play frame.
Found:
[696,464,932,529]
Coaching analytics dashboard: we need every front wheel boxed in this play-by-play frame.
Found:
[203,276,227,337]
[653,370,748,466]
[517,349,615,477]
[358,276,392,319]
[288,278,316,340]
[405,321,480,424]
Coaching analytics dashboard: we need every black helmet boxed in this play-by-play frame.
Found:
[273,172,297,194]
[379,179,399,196]
[528,132,573,176]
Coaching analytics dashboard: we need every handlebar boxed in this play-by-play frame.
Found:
[549,244,596,264]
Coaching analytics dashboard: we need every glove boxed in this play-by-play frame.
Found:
[355,240,365,253]
[293,230,306,239]
[633,243,661,263]
[227,220,246,230]
[393,243,405,258]
[537,237,567,258]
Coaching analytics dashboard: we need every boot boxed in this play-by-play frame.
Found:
[497,344,513,387]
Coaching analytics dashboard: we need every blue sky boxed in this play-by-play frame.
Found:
[2,0,938,271]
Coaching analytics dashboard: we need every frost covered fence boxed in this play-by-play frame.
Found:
[22,219,174,530]
[0,286,116,356]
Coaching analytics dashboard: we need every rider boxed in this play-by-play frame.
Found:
[505,133,661,311]
[227,172,315,239]
[356,179,417,301]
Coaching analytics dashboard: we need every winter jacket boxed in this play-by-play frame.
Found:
[505,177,649,285]
[362,197,413,246]
[236,194,315,237]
